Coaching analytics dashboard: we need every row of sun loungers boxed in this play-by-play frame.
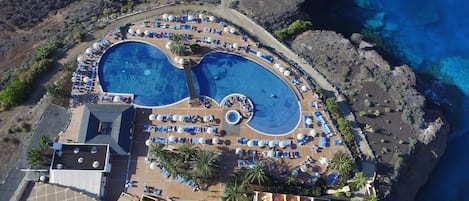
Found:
[262,150,300,159]
[144,125,217,134]
[248,49,274,63]
[143,185,161,195]
[174,174,200,192]
[152,137,215,145]
[237,159,255,168]
[314,111,332,137]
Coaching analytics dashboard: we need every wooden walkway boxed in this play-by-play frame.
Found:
[184,61,198,105]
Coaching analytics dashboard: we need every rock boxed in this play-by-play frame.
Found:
[236,0,307,31]
[350,33,363,45]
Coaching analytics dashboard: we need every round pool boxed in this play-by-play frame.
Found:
[225,110,242,125]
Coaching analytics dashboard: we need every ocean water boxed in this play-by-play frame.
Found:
[306,0,469,200]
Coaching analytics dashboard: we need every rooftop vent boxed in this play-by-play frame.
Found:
[73,147,80,154]
[56,163,63,169]
[92,161,100,168]
[91,146,97,154]
[57,151,63,157]
[78,157,84,163]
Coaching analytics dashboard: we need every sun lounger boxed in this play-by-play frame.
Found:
[247,160,255,168]
[293,151,300,159]
[327,172,339,184]
[252,139,259,146]
[334,139,342,145]
[319,137,327,148]
[243,138,249,145]
[248,49,257,56]
[237,138,243,145]
[283,151,289,158]
[237,160,246,168]
[192,138,199,144]
[248,150,257,157]
[304,115,311,128]
[273,140,280,147]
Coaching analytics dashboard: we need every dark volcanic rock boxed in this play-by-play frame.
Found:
[291,30,425,130]
[235,0,307,31]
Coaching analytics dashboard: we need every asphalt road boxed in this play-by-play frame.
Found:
[0,104,69,201]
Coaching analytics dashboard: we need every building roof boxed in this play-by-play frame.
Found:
[78,104,134,155]
[51,144,109,171]
[20,181,97,201]
[49,144,110,198]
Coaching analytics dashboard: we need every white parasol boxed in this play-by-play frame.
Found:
[177,127,184,133]
[178,115,185,122]
[306,117,313,125]
[235,148,243,156]
[212,137,220,144]
[297,133,306,140]
[145,139,152,146]
[156,114,163,121]
[309,129,317,137]
[279,140,287,148]
[268,140,275,148]
[149,161,158,169]
[172,115,179,122]
[209,16,216,22]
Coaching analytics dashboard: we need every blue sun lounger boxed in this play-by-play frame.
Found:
[304,115,311,128]
[243,138,249,145]
[293,151,300,158]
[252,139,259,146]
[191,138,199,144]
[248,49,257,56]
[319,137,327,148]
[237,138,243,145]
[328,172,339,184]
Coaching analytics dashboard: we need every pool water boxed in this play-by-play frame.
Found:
[98,41,300,135]
[98,41,189,106]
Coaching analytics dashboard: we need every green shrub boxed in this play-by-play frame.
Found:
[359,111,367,117]
[365,124,375,133]
[334,191,342,197]
[364,99,372,107]
[401,108,413,124]
[311,186,322,197]
[189,43,201,53]
[383,176,391,184]
[380,139,385,143]
[384,107,392,112]
[345,191,352,197]
[374,110,381,117]
[326,97,340,120]
[399,140,404,144]
[274,20,312,41]
[0,79,31,107]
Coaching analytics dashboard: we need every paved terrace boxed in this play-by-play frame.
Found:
[100,16,345,200]
[58,10,349,201]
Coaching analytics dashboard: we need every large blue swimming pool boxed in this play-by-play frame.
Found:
[98,41,300,135]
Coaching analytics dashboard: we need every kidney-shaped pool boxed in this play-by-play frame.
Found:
[98,41,300,135]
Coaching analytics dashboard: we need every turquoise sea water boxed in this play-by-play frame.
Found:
[307,0,469,199]
[98,41,300,135]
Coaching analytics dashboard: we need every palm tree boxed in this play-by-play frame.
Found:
[222,175,249,201]
[178,142,195,163]
[351,172,368,190]
[286,175,297,185]
[191,150,219,180]
[330,151,353,175]
[150,144,164,158]
[364,194,378,201]
[170,34,186,56]
[244,161,269,185]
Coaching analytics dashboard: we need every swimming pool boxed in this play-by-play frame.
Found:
[98,41,300,135]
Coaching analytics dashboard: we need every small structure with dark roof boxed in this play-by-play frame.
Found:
[78,104,135,155]
[49,143,111,199]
